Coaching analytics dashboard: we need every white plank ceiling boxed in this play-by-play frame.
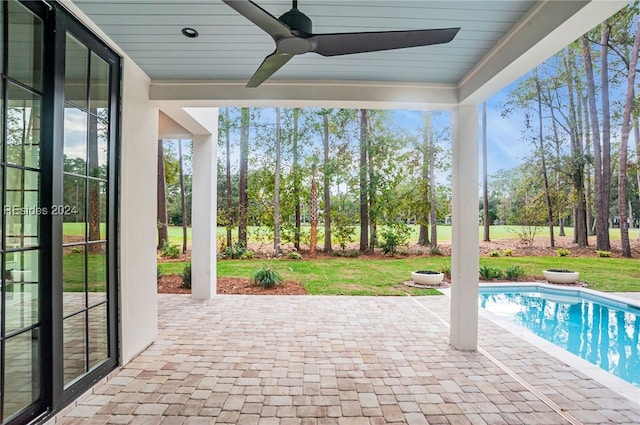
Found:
[72,0,536,84]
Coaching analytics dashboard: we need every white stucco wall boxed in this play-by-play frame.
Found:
[119,58,159,363]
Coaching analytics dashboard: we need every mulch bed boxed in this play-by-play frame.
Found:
[158,275,307,295]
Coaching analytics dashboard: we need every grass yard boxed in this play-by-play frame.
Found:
[63,252,108,292]
[161,225,638,248]
[158,256,640,295]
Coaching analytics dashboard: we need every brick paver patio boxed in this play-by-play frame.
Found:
[55,294,640,425]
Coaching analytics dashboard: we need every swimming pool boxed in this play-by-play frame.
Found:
[479,285,640,388]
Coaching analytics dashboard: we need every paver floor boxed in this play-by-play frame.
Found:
[57,294,640,425]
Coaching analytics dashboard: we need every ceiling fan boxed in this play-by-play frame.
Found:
[222,0,461,88]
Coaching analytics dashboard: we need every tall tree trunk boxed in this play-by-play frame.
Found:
[564,48,587,247]
[550,107,566,236]
[618,19,640,258]
[224,108,233,248]
[582,35,607,248]
[534,71,554,247]
[601,25,612,249]
[368,119,376,254]
[582,93,595,236]
[428,112,438,249]
[274,108,282,256]
[359,109,369,252]
[157,139,169,249]
[418,111,430,246]
[292,108,301,250]
[310,166,318,256]
[238,107,250,246]
[178,140,188,254]
[482,102,490,242]
[88,112,101,253]
[322,112,332,253]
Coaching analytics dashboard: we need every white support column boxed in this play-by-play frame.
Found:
[450,104,480,350]
[191,133,218,299]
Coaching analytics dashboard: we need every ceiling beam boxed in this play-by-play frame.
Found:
[458,0,628,105]
[150,80,459,110]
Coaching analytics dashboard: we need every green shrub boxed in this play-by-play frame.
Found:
[502,248,514,257]
[161,241,181,259]
[439,264,451,278]
[556,248,570,257]
[429,246,443,256]
[379,221,411,255]
[333,213,356,251]
[287,251,303,260]
[181,263,192,289]
[240,250,255,260]
[504,265,526,280]
[479,266,503,281]
[596,250,611,258]
[488,249,501,257]
[224,241,246,259]
[251,264,283,288]
[157,265,163,281]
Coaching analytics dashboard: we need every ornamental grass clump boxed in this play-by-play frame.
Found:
[251,264,283,289]
[479,265,503,281]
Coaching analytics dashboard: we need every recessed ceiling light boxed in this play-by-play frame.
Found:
[182,27,199,38]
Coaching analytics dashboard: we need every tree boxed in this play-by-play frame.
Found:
[224,107,233,248]
[310,165,318,256]
[617,18,640,258]
[177,139,188,254]
[417,111,431,246]
[157,139,169,249]
[273,108,282,256]
[320,109,333,253]
[238,107,250,246]
[582,34,610,250]
[292,108,302,250]
[428,112,438,250]
[359,109,369,252]
[482,102,490,242]
[533,69,555,247]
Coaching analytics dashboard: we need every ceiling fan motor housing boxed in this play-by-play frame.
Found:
[279,8,312,34]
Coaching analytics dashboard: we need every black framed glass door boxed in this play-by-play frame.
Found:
[0,2,120,423]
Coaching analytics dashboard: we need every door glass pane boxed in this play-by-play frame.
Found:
[88,304,108,369]
[63,106,87,171]
[89,53,109,117]
[7,0,43,91]
[3,329,40,418]
[6,83,41,168]
[87,243,106,305]
[5,249,39,333]
[63,174,86,242]
[65,33,88,109]
[6,167,40,249]
[63,313,87,387]
[63,245,85,317]
[88,116,108,179]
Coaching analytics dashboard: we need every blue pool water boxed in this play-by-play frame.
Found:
[479,286,640,387]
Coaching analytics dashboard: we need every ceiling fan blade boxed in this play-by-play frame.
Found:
[247,51,294,87]
[222,0,292,40]
[309,28,460,57]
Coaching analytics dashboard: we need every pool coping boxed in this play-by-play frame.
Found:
[444,283,640,406]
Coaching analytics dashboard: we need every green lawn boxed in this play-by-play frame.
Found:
[63,252,107,292]
[159,224,637,248]
[158,255,640,295]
